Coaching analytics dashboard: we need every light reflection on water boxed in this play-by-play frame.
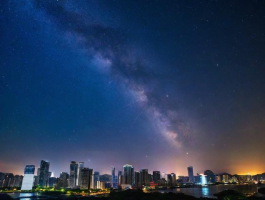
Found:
[8,193,40,200]
[19,193,34,200]
[202,187,209,197]
[158,185,260,198]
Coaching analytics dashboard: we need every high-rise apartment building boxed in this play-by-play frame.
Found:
[69,161,78,188]
[134,171,140,187]
[140,169,148,186]
[79,168,93,189]
[123,164,134,185]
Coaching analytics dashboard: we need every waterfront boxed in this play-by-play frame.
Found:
[6,185,264,199]
[156,184,261,198]
[7,192,81,200]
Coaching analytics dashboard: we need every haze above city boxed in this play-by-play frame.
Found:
[1,0,265,177]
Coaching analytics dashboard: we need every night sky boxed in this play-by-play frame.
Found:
[1,0,265,177]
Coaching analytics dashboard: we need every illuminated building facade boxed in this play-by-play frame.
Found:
[200,174,207,185]
[111,167,118,188]
[204,170,216,184]
[77,162,84,186]
[21,165,35,190]
[94,171,100,188]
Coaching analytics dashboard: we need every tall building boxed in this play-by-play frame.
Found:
[200,174,207,185]
[34,168,40,186]
[33,176,39,186]
[59,172,69,188]
[3,173,14,187]
[13,175,23,187]
[140,169,148,186]
[111,167,117,188]
[49,177,57,187]
[204,170,216,184]
[171,173,176,186]
[76,162,84,186]
[80,168,93,189]
[148,174,153,183]
[118,170,122,186]
[123,164,134,185]
[187,166,194,183]
[167,173,176,186]
[38,160,50,187]
[96,180,101,189]
[21,165,35,190]
[134,171,140,187]
[69,161,78,188]
[94,171,100,188]
[153,171,160,184]
[0,172,5,187]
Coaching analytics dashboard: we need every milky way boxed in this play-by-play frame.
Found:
[33,1,191,148]
[1,0,265,176]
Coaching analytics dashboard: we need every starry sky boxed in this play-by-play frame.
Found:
[1,0,265,177]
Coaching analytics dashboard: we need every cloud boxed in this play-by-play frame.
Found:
[33,1,191,147]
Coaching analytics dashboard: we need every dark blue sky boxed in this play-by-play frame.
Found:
[1,0,265,176]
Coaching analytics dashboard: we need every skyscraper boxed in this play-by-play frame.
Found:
[21,165,35,190]
[77,162,84,186]
[153,171,160,184]
[167,173,176,186]
[69,161,78,188]
[171,173,176,186]
[94,171,100,188]
[118,170,122,186]
[134,171,140,187]
[38,160,50,187]
[140,169,148,186]
[187,166,194,183]
[80,168,93,189]
[111,167,115,187]
[123,164,134,185]
[59,172,69,188]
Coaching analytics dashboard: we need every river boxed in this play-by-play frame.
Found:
[157,184,262,198]
[7,184,265,199]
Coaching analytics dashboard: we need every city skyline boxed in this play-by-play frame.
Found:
[1,159,265,191]
[1,159,264,178]
[1,1,265,177]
